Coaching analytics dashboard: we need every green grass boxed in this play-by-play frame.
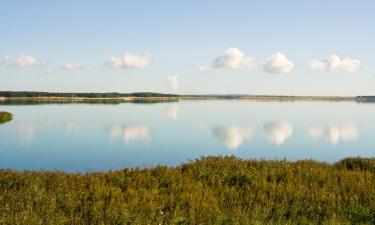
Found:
[0,111,12,124]
[1,157,375,224]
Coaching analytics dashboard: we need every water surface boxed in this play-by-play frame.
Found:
[1,100,374,172]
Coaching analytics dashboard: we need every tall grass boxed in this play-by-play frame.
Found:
[0,157,374,224]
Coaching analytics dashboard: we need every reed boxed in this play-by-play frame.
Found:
[0,157,374,224]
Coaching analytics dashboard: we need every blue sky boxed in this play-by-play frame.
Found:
[0,0,374,95]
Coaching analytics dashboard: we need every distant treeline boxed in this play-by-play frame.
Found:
[0,91,178,98]
[1,157,375,224]
[356,96,375,102]
[2,92,375,102]
[0,98,179,105]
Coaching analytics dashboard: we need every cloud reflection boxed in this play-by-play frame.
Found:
[263,122,293,145]
[110,124,151,144]
[65,121,81,133]
[15,123,36,143]
[166,104,178,120]
[308,124,358,145]
[212,126,254,150]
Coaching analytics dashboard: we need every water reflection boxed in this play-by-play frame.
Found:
[263,122,293,145]
[15,123,36,143]
[109,124,151,144]
[1,100,374,171]
[308,124,359,145]
[65,121,81,134]
[166,104,178,120]
[212,126,254,150]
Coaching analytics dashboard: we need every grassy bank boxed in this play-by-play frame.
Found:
[1,157,375,224]
[0,112,12,124]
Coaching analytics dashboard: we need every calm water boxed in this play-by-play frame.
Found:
[1,100,375,172]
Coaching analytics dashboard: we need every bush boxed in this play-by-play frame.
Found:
[335,157,375,173]
[0,111,12,124]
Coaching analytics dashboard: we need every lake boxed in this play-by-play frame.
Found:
[1,100,374,172]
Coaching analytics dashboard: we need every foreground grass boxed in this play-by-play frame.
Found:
[1,157,375,225]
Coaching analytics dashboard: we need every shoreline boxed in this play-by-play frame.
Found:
[1,91,373,102]
[0,95,361,102]
[2,156,374,174]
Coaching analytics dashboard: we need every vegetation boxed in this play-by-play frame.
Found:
[1,157,375,224]
[2,91,373,102]
[0,98,178,106]
[0,111,12,124]
[0,91,178,98]
[357,96,375,102]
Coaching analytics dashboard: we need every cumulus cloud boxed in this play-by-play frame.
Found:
[212,48,256,69]
[212,126,254,150]
[109,124,151,144]
[63,63,83,70]
[309,54,360,73]
[262,52,294,74]
[5,53,44,68]
[106,52,151,69]
[167,75,178,92]
[263,122,293,145]
[308,124,359,145]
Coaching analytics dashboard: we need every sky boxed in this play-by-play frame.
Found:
[0,0,374,96]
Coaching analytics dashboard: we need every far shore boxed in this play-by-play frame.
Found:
[0,95,361,102]
[0,96,179,101]
[1,92,374,103]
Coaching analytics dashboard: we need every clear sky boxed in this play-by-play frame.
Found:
[0,0,374,96]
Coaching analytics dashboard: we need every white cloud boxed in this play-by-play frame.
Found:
[106,52,151,69]
[308,124,359,145]
[109,124,151,144]
[167,75,178,92]
[264,122,293,145]
[213,126,254,150]
[5,53,44,68]
[309,54,360,73]
[262,52,294,74]
[212,48,256,69]
[63,63,83,70]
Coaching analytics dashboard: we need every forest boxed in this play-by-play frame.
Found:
[0,91,178,98]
